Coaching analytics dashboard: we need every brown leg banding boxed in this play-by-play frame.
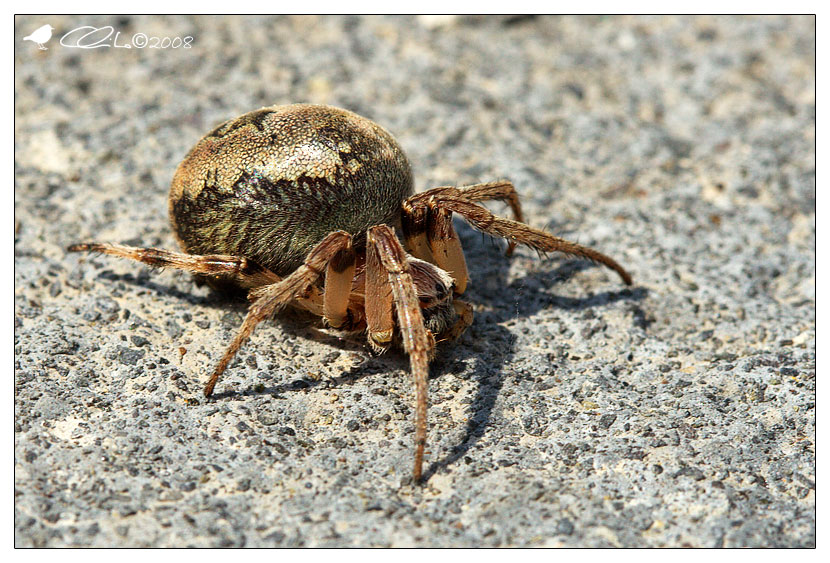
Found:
[365,236,395,353]
[429,196,633,285]
[67,242,280,288]
[367,225,432,483]
[456,180,525,255]
[404,181,526,255]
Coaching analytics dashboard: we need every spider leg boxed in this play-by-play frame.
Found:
[322,242,357,329]
[426,205,469,295]
[401,201,434,263]
[69,242,331,317]
[403,180,525,255]
[365,231,395,353]
[67,242,281,289]
[455,181,524,255]
[405,183,529,295]
[204,231,353,397]
[429,196,633,285]
[455,180,524,221]
[367,225,432,483]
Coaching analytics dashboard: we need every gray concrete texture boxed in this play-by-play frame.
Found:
[14,15,814,547]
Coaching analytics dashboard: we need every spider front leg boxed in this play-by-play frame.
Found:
[427,195,632,285]
[405,180,525,255]
[455,180,524,223]
[204,231,354,397]
[454,180,525,255]
[427,206,470,295]
[402,201,470,295]
[366,225,433,483]
[402,180,529,294]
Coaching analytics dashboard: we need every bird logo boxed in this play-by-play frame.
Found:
[23,24,55,50]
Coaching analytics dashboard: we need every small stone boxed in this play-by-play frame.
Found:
[49,281,62,297]
[556,518,574,536]
[131,335,150,347]
[264,531,285,543]
[117,346,145,366]
[236,421,251,433]
[257,412,279,426]
[673,466,705,481]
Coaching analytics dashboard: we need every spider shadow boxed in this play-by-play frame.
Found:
[207,348,384,400]
[98,267,388,399]
[207,306,410,400]
[96,269,222,307]
[419,224,647,481]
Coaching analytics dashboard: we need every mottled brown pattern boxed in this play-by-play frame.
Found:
[169,104,413,276]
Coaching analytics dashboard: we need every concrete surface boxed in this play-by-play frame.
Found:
[14,15,814,547]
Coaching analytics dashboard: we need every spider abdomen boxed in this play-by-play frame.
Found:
[169,104,414,277]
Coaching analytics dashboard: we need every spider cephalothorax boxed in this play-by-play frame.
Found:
[69,104,632,483]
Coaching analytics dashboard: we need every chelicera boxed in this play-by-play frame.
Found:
[69,103,632,483]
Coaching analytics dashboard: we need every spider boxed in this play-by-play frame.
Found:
[69,104,632,482]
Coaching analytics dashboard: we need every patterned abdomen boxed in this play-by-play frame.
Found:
[169,104,413,276]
